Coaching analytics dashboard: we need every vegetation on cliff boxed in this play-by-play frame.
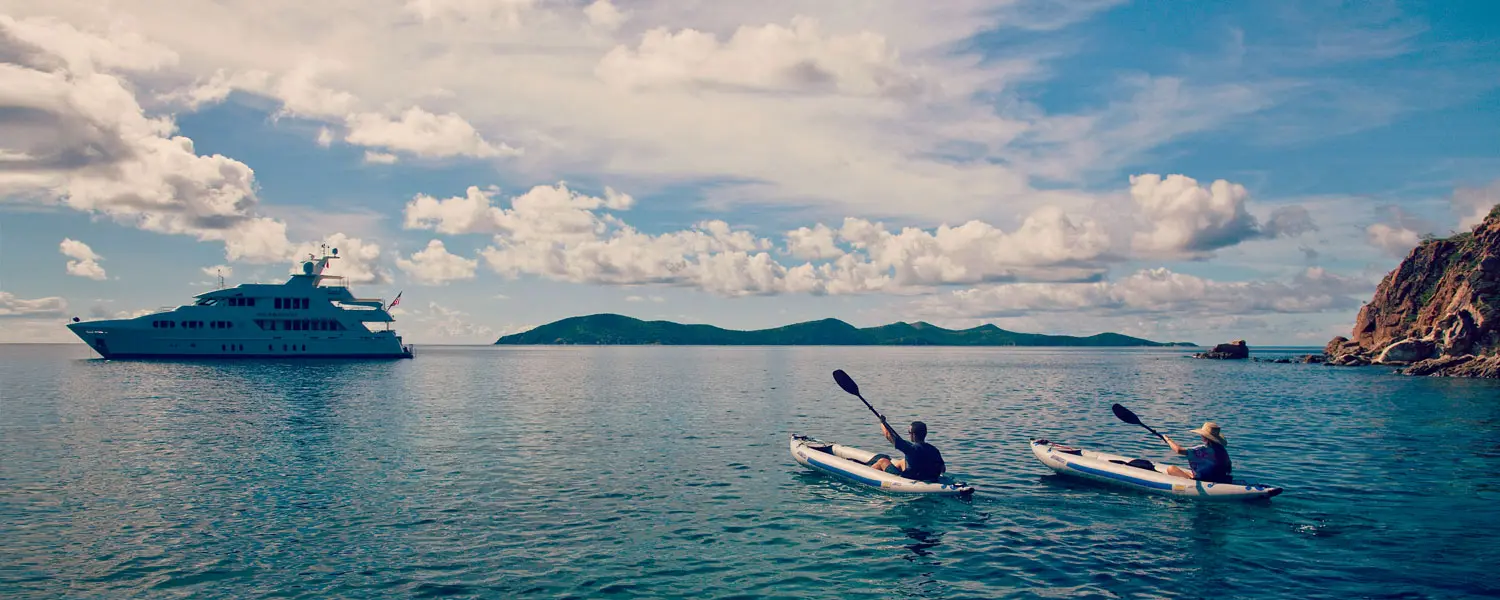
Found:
[494,314,1195,347]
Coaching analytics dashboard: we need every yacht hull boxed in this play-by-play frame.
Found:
[68,323,414,359]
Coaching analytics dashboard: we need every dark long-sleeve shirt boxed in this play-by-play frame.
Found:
[889,430,946,482]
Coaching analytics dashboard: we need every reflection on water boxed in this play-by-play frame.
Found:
[2,343,1499,599]
[903,526,942,561]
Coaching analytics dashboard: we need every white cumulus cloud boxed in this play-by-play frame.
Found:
[596,16,926,98]
[0,15,295,263]
[1365,222,1423,258]
[583,0,626,32]
[0,291,68,319]
[404,0,537,29]
[404,182,634,238]
[911,267,1372,321]
[1453,179,1499,229]
[1129,173,1316,258]
[406,181,1120,297]
[1363,205,1435,258]
[59,238,106,280]
[396,239,478,285]
[784,224,844,260]
[344,106,520,160]
[363,151,398,164]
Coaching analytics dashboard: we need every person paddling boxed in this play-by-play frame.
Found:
[867,420,946,483]
[829,369,948,484]
[1161,422,1233,483]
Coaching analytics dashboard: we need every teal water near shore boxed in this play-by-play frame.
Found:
[3,344,1498,598]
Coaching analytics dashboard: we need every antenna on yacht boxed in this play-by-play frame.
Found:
[217,268,225,290]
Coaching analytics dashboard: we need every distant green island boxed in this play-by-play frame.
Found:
[494,314,1198,347]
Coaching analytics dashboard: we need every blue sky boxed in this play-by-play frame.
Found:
[2,0,1498,345]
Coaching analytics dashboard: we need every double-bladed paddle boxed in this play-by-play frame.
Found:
[1111,403,1166,442]
[832,369,888,426]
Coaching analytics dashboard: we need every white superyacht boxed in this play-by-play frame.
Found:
[67,247,414,359]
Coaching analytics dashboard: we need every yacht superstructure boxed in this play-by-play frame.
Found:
[67,247,414,359]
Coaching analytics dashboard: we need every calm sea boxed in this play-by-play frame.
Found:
[3,344,1498,599]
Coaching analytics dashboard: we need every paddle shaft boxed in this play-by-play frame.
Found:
[1137,422,1167,442]
[855,392,887,424]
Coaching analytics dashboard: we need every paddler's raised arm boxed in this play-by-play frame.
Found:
[1162,434,1185,455]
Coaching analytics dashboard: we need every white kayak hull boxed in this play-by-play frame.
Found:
[790,434,974,496]
[1031,438,1283,501]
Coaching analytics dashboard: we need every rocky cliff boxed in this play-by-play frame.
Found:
[1325,203,1500,378]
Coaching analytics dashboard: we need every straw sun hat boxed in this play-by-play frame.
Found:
[1190,422,1227,446]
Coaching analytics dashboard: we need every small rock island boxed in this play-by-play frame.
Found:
[1193,340,1250,360]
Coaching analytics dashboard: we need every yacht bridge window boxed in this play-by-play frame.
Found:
[255,318,347,331]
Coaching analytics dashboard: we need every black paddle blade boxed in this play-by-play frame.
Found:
[1111,403,1141,425]
[832,369,860,396]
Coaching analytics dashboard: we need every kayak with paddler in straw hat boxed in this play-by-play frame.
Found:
[1030,404,1282,501]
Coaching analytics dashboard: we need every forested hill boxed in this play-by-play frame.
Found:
[494,314,1196,347]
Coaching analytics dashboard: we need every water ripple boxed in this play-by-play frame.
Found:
[3,345,1499,598]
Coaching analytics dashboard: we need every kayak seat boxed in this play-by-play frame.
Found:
[1110,458,1156,471]
[1037,440,1083,455]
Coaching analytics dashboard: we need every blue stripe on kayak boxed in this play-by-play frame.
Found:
[1062,459,1175,490]
[803,452,886,488]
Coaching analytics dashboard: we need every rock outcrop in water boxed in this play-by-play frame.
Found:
[1193,340,1250,359]
[1324,203,1500,377]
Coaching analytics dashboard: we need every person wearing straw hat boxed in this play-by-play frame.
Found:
[1161,422,1233,483]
